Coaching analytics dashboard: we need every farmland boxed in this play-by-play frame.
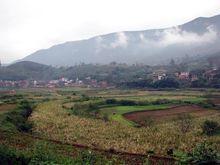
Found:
[0,87,220,164]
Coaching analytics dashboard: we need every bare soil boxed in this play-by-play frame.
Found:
[210,98,220,105]
[0,104,16,112]
[123,105,219,124]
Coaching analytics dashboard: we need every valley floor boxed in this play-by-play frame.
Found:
[0,87,220,164]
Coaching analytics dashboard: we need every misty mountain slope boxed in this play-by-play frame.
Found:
[22,14,220,66]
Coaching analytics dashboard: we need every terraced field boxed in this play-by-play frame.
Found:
[30,100,220,155]
[0,88,220,164]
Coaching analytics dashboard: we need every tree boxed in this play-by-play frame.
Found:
[202,120,219,136]
[174,142,219,164]
[153,78,180,88]
[169,59,176,66]
[191,78,207,88]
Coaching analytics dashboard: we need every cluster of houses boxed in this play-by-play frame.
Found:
[0,80,30,88]
[0,67,219,89]
[0,77,110,89]
[151,70,194,82]
[151,68,219,82]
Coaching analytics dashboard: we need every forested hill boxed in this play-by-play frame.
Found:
[0,61,55,80]
[0,61,152,81]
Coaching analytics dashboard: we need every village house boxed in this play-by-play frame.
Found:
[189,74,198,81]
[176,72,190,80]
[99,81,108,88]
[203,69,218,80]
[151,69,167,82]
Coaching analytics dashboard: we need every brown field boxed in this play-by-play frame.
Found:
[123,105,220,124]
[0,104,16,113]
[211,98,220,105]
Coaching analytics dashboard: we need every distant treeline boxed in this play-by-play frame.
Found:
[1,55,220,88]
[0,61,152,82]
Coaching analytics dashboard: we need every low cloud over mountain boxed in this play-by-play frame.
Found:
[22,14,220,66]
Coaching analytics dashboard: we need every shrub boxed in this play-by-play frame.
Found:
[119,100,137,106]
[81,151,97,164]
[31,142,58,164]
[105,99,117,104]
[103,113,109,122]
[0,145,31,165]
[174,142,219,164]
[152,99,170,105]
[136,100,150,106]
[142,117,154,127]
[81,94,90,101]
[0,143,104,165]
[176,113,193,133]
[20,102,33,118]
[88,103,98,110]
[152,78,180,88]
[202,120,219,136]
[4,100,33,132]
[191,142,218,164]
[30,142,78,164]
[71,101,102,119]
[5,111,33,132]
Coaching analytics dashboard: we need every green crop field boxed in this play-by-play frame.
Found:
[100,104,171,125]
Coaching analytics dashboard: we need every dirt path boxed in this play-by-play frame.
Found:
[123,105,219,124]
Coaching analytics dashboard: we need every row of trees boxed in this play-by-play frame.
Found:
[118,78,180,89]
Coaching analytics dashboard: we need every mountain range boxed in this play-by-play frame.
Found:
[21,14,220,66]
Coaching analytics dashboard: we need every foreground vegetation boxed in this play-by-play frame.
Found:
[0,87,219,164]
[30,101,220,155]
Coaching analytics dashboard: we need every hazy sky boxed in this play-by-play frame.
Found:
[1,0,220,63]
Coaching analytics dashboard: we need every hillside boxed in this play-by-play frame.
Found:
[8,61,51,72]
[0,61,56,80]
[21,14,220,66]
